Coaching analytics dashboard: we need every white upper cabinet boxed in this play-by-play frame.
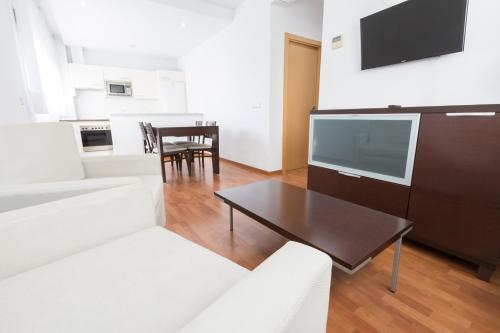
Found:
[132,70,159,100]
[69,64,104,90]
[102,67,134,81]
[69,65,184,105]
[157,71,187,113]
[157,70,185,82]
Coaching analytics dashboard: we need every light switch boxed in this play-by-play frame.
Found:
[332,35,343,49]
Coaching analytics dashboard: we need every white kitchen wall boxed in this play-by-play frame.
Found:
[180,0,273,171]
[269,0,324,170]
[319,0,500,109]
[0,0,32,124]
[83,49,179,71]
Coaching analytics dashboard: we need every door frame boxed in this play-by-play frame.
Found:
[282,32,322,173]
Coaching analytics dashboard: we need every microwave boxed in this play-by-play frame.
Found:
[106,81,132,96]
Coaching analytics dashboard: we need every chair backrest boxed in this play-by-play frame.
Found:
[138,122,151,153]
[0,122,85,186]
[193,121,204,142]
[203,121,217,143]
[144,123,158,150]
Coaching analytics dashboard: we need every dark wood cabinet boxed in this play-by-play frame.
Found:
[407,112,500,280]
[308,105,500,281]
[308,165,410,218]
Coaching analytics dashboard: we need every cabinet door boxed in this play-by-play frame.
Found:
[308,165,410,218]
[102,67,134,81]
[69,64,104,90]
[132,71,158,99]
[408,113,500,265]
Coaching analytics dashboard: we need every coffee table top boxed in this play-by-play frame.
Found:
[215,180,413,270]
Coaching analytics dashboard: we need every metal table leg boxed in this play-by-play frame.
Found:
[390,227,413,293]
[390,236,402,293]
[229,206,234,232]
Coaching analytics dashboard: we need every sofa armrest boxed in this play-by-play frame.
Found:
[81,154,161,178]
[178,242,332,333]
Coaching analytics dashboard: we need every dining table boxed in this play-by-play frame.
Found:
[153,125,220,182]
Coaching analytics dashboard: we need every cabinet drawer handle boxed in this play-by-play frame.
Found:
[446,112,495,117]
[339,171,361,178]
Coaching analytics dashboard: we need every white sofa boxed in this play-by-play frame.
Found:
[0,122,165,225]
[0,184,332,333]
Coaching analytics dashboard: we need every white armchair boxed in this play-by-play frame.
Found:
[0,122,165,225]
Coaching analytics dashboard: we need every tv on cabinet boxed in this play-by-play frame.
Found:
[361,0,468,70]
[308,114,421,186]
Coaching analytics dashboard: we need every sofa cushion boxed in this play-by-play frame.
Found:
[0,184,156,280]
[0,122,85,186]
[0,227,248,333]
[0,177,142,213]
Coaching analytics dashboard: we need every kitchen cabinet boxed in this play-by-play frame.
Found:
[69,64,104,90]
[158,71,187,113]
[132,70,159,100]
[103,67,134,81]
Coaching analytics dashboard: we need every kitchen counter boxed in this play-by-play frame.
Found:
[60,119,110,122]
[110,113,202,117]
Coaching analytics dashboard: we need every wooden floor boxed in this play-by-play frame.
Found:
[163,159,500,333]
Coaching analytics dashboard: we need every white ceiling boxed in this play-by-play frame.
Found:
[43,0,245,58]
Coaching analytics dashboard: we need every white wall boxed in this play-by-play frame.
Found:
[0,0,32,124]
[180,0,273,171]
[83,49,179,71]
[180,0,323,171]
[269,0,323,170]
[319,0,500,109]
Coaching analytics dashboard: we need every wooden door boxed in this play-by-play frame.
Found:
[283,33,321,172]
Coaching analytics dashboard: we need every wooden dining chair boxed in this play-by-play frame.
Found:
[189,121,216,168]
[138,122,152,153]
[144,122,189,173]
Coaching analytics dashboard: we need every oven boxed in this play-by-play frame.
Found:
[80,124,113,152]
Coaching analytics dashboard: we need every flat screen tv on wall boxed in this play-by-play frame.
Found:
[361,0,468,70]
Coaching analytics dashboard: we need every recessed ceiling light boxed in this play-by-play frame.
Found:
[180,22,187,29]
[80,0,86,7]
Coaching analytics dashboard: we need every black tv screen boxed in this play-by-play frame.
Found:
[361,0,468,70]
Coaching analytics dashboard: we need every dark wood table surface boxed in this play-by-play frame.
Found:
[215,180,414,292]
[154,126,219,182]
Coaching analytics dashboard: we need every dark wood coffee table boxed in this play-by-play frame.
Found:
[215,180,413,292]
